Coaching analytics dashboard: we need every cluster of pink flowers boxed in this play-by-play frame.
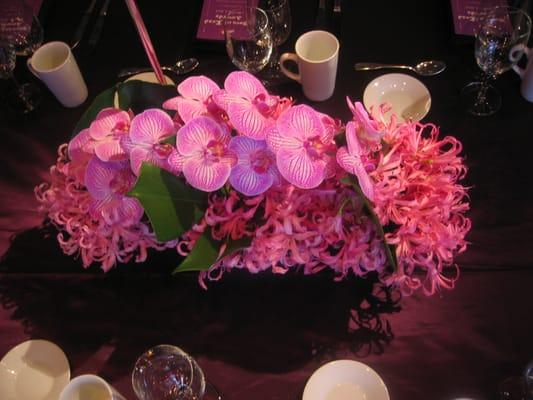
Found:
[35,71,470,295]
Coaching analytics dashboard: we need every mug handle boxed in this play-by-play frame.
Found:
[26,58,39,78]
[279,52,301,82]
[509,44,530,78]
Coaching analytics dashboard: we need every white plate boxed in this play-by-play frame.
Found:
[0,339,70,400]
[363,73,431,122]
[302,360,389,400]
[114,72,175,108]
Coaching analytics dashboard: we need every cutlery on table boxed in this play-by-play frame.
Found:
[354,60,446,76]
[87,0,112,49]
[71,0,98,49]
[118,57,200,79]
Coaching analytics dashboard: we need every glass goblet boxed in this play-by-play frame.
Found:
[461,6,531,116]
[0,0,43,56]
[0,43,40,114]
[254,0,292,83]
[132,345,220,400]
[224,7,273,74]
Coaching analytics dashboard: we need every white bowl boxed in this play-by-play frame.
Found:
[363,73,431,122]
[0,340,71,400]
[303,360,389,400]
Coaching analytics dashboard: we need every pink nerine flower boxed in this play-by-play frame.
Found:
[162,75,223,123]
[228,136,280,196]
[84,156,143,225]
[336,121,375,201]
[214,71,279,140]
[267,105,334,189]
[346,98,384,143]
[172,116,236,192]
[89,108,131,162]
[121,109,176,176]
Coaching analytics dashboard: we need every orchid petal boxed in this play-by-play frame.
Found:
[85,157,123,200]
[336,147,375,201]
[276,147,325,189]
[354,102,383,142]
[224,71,267,100]
[230,164,273,196]
[68,128,94,161]
[345,121,365,157]
[129,147,150,176]
[227,101,271,140]
[89,108,130,140]
[164,97,207,123]
[129,109,175,145]
[276,104,324,141]
[119,197,144,224]
[182,157,231,192]
[228,136,267,160]
[167,149,186,174]
[265,126,301,153]
[212,89,239,111]
[176,116,221,155]
[162,96,181,111]
[94,140,127,162]
[178,75,219,100]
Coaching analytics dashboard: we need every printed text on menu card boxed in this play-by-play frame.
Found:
[197,0,259,41]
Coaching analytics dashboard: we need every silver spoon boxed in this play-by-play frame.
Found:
[118,58,199,79]
[354,60,446,76]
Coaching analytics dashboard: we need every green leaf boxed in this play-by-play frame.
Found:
[71,85,117,138]
[173,232,253,274]
[342,175,398,272]
[172,230,219,273]
[117,80,176,114]
[127,163,207,242]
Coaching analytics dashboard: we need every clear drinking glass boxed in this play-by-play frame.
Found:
[461,6,531,116]
[0,0,43,56]
[254,0,291,84]
[224,7,273,74]
[0,43,40,113]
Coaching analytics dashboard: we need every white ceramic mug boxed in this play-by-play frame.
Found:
[27,41,88,107]
[279,30,339,102]
[509,44,533,102]
[59,374,126,400]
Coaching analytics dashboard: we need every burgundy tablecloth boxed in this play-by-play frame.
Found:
[1,1,533,399]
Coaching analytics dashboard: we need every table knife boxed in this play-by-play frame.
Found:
[88,0,112,48]
[71,0,98,49]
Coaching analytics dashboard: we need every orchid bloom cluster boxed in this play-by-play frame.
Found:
[35,71,470,295]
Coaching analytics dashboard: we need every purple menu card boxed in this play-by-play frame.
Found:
[451,0,508,36]
[197,0,258,41]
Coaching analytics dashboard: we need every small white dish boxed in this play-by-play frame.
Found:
[113,72,174,107]
[363,73,431,122]
[303,360,389,400]
[0,339,71,400]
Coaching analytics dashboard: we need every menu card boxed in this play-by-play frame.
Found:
[451,0,507,36]
[197,0,258,41]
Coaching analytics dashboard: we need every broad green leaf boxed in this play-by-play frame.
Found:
[71,85,117,138]
[341,175,397,271]
[172,230,219,273]
[173,233,253,274]
[127,163,207,242]
[117,80,176,114]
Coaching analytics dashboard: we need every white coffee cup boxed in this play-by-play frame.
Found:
[510,44,533,102]
[279,30,339,102]
[27,41,88,107]
[59,374,126,400]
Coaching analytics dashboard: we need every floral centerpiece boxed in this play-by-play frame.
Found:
[35,72,470,295]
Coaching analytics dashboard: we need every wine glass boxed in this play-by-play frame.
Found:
[132,345,220,400]
[0,42,40,114]
[461,6,531,116]
[254,0,291,84]
[224,7,273,74]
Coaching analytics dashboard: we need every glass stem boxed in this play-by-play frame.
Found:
[474,72,493,108]
[267,45,280,69]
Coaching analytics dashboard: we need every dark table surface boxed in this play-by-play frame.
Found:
[1,1,533,399]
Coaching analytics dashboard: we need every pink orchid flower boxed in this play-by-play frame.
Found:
[336,121,375,201]
[228,136,280,196]
[89,108,132,162]
[121,109,177,176]
[84,157,144,225]
[346,98,384,143]
[266,104,334,189]
[162,75,224,123]
[213,71,279,140]
[173,116,236,192]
